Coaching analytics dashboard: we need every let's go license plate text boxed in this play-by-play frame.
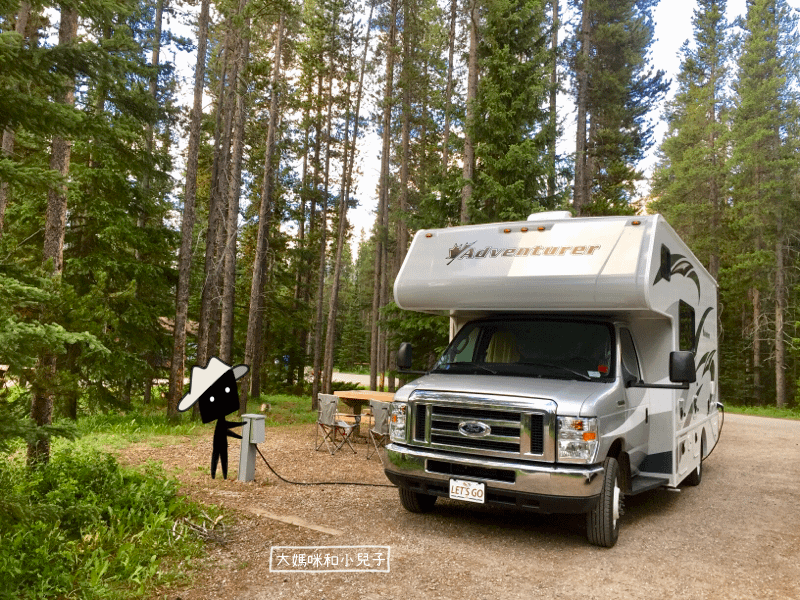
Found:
[449,478,485,504]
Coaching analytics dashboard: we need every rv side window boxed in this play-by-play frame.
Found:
[620,328,641,382]
[679,300,695,351]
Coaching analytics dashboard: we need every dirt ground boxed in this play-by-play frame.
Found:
[120,413,800,600]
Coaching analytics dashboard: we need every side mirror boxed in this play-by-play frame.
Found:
[397,342,413,371]
[669,351,696,384]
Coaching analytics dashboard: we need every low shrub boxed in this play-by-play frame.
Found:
[0,448,209,599]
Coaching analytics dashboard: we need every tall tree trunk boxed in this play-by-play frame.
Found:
[221,8,251,370]
[547,0,558,206]
[244,14,285,400]
[370,0,398,390]
[322,4,373,395]
[399,0,411,264]
[441,0,457,172]
[573,0,590,214]
[168,0,211,420]
[461,0,478,224]
[311,61,336,400]
[751,287,761,405]
[138,0,165,403]
[198,18,239,369]
[30,3,78,466]
[774,237,785,408]
[0,1,31,239]
[303,72,325,397]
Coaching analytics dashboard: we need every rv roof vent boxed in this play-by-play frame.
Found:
[526,210,572,222]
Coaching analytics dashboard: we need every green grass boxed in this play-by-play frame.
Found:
[723,404,800,420]
[253,394,317,426]
[44,393,318,454]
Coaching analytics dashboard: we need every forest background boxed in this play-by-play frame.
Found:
[1,0,799,464]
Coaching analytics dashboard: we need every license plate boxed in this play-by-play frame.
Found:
[449,479,485,504]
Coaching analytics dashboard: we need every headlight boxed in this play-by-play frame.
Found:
[557,416,599,463]
[389,402,407,443]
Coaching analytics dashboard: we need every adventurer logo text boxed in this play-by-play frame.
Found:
[447,242,601,265]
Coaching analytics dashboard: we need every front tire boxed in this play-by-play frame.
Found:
[398,487,437,513]
[586,456,622,548]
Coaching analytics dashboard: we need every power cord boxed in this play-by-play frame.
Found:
[255,445,397,488]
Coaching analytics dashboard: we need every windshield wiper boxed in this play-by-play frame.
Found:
[434,362,498,375]
[517,361,593,382]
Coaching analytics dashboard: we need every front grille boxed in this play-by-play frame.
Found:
[430,404,522,454]
[407,391,556,463]
[411,397,550,459]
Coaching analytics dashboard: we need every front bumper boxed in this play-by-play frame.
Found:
[385,443,604,514]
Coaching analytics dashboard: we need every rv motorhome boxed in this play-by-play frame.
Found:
[385,212,722,547]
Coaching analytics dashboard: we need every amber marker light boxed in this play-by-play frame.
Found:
[632,220,641,226]
[521,227,529,232]
[504,228,511,233]
[538,226,546,231]
[583,431,597,441]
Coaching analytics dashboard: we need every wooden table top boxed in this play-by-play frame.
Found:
[333,390,395,402]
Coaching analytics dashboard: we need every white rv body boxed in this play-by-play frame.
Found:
[385,214,721,546]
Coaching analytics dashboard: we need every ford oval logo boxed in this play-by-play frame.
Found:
[458,421,491,438]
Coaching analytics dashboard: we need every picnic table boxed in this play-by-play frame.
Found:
[333,390,395,438]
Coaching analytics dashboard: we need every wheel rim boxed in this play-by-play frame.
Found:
[612,481,621,524]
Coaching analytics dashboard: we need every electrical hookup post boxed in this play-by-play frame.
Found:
[237,413,265,482]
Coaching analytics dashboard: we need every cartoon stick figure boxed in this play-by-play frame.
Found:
[178,357,249,479]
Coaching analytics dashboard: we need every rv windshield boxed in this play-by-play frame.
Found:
[431,318,615,382]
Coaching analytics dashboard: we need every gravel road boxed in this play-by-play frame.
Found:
[132,412,800,600]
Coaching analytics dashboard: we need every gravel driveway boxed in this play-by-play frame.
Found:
[131,412,800,600]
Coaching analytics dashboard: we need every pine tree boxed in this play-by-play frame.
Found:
[650,0,732,279]
[572,0,668,214]
[470,0,552,223]
[727,0,799,407]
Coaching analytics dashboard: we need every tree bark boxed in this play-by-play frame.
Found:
[311,59,336,400]
[0,1,31,239]
[244,14,285,400]
[573,0,590,214]
[774,237,785,408]
[461,0,478,224]
[221,7,251,370]
[322,3,373,396]
[168,0,211,420]
[30,3,78,466]
[198,16,238,369]
[547,0,559,206]
[370,0,398,390]
[751,287,761,405]
[441,0,457,173]
[399,0,411,264]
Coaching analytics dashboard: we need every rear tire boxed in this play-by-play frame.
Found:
[684,435,705,486]
[398,487,437,513]
[586,456,622,548]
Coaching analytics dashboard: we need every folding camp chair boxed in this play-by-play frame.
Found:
[366,399,390,465]
[315,393,361,455]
